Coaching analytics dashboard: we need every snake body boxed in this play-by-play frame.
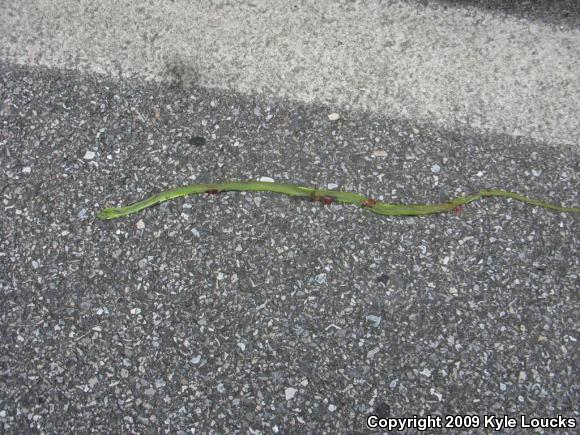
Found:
[96,181,580,220]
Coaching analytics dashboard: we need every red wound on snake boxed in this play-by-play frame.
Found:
[206,189,219,196]
[322,196,334,205]
[362,198,377,207]
[453,206,463,217]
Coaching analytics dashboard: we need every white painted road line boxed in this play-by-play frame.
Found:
[1,0,578,146]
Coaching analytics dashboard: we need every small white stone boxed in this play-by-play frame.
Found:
[285,387,297,400]
[130,307,141,315]
[22,166,31,173]
[328,404,337,412]
[420,368,432,377]
[83,150,96,160]
[328,113,340,121]
[532,169,541,177]
[191,355,201,364]
[373,150,388,157]
[237,342,245,351]
[258,176,274,182]
[430,388,442,401]
[327,183,338,189]
[366,315,382,327]
[136,220,145,229]
[367,347,380,359]
[431,164,441,173]
[315,273,327,284]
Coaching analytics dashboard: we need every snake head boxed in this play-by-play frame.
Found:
[96,207,127,220]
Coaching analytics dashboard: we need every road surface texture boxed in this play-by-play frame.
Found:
[1,0,579,147]
[1,1,579,433]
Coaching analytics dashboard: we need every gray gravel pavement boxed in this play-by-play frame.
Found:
[1,61,579,433]
[2,0,580,148]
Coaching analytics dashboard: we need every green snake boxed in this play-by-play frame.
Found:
[96,181,580,220]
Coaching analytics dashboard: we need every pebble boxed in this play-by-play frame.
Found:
[430,388,442,401]
[83,150,96,160]
[22,166,31,173]
[367,347,380,359]
[431,164,441,173]
[285,387,297,400]
[258,176,274,182]
[136,220,145,229]
[328,113,340,121]
[366,315,382,327]
[315,273,327,284]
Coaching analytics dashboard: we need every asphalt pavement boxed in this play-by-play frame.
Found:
[1,1,579,434]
